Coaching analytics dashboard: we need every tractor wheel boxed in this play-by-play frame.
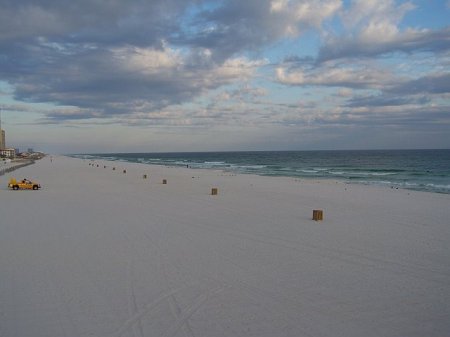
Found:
[33,185,38,190]
[13,185,19,190]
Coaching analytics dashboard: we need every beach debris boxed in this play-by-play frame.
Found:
[143,174,147,179]
[123,169,126,174]
[162,179,167,184]
[312,209,323,221]
[211,188,218,195]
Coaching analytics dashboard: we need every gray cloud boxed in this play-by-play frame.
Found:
[318,27,450,62]
[1,0,449,152]
[275,62,398,89]
[387,73,450,95]
[315,0,450,63]
[2,0,286,122]
[344,73,450,108]
[0,0,192,118]
[345,95,431,108]
[303,105,450,129]
[2,35,263,122]
[0,0,187,46]
[175,0,341,61]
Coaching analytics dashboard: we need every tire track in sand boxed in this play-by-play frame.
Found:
[111,286,187,337]
[126,259,145,337]
[147,220,198,337]
[162,286,224,337]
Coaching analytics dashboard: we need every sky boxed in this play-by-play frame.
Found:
[0,0,449,153]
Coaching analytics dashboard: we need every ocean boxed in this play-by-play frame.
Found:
[71,149,450,194]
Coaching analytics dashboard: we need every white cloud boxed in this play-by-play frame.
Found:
[276,63,395,89]
[190,0,342,59]
[115,46,183,74]
[213,57,267,80]
[1,0,449,152]
[294,0,342,27]
[270,0,289,13]
[337,88,353,97]
[317,0,447,61]
[269,0,342,36]
[342,0,415,30]
[34,43,267,122]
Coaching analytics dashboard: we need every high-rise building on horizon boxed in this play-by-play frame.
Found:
[0,109,5,150]
[0,129,5,150]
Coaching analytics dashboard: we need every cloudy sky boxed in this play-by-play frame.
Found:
[1,0,449,153]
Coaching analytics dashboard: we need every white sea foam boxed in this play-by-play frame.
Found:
[300,169,319,173]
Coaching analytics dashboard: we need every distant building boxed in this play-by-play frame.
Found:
[0,148,15,158]
[0,108,5,150]
[0,129,5,150]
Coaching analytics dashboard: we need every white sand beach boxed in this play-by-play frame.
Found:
[1,155,449,337]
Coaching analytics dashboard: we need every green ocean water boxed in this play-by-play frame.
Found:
[73,149,450,194]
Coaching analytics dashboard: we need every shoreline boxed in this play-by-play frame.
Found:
[79,155,449,196]
[66,155,450,201]
[1,155,449,337]
[71,149,450,195]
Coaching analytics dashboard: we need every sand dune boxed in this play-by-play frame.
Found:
[1,155,449,337]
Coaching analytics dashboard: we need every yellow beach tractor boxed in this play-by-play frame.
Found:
[8,178,41,190]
